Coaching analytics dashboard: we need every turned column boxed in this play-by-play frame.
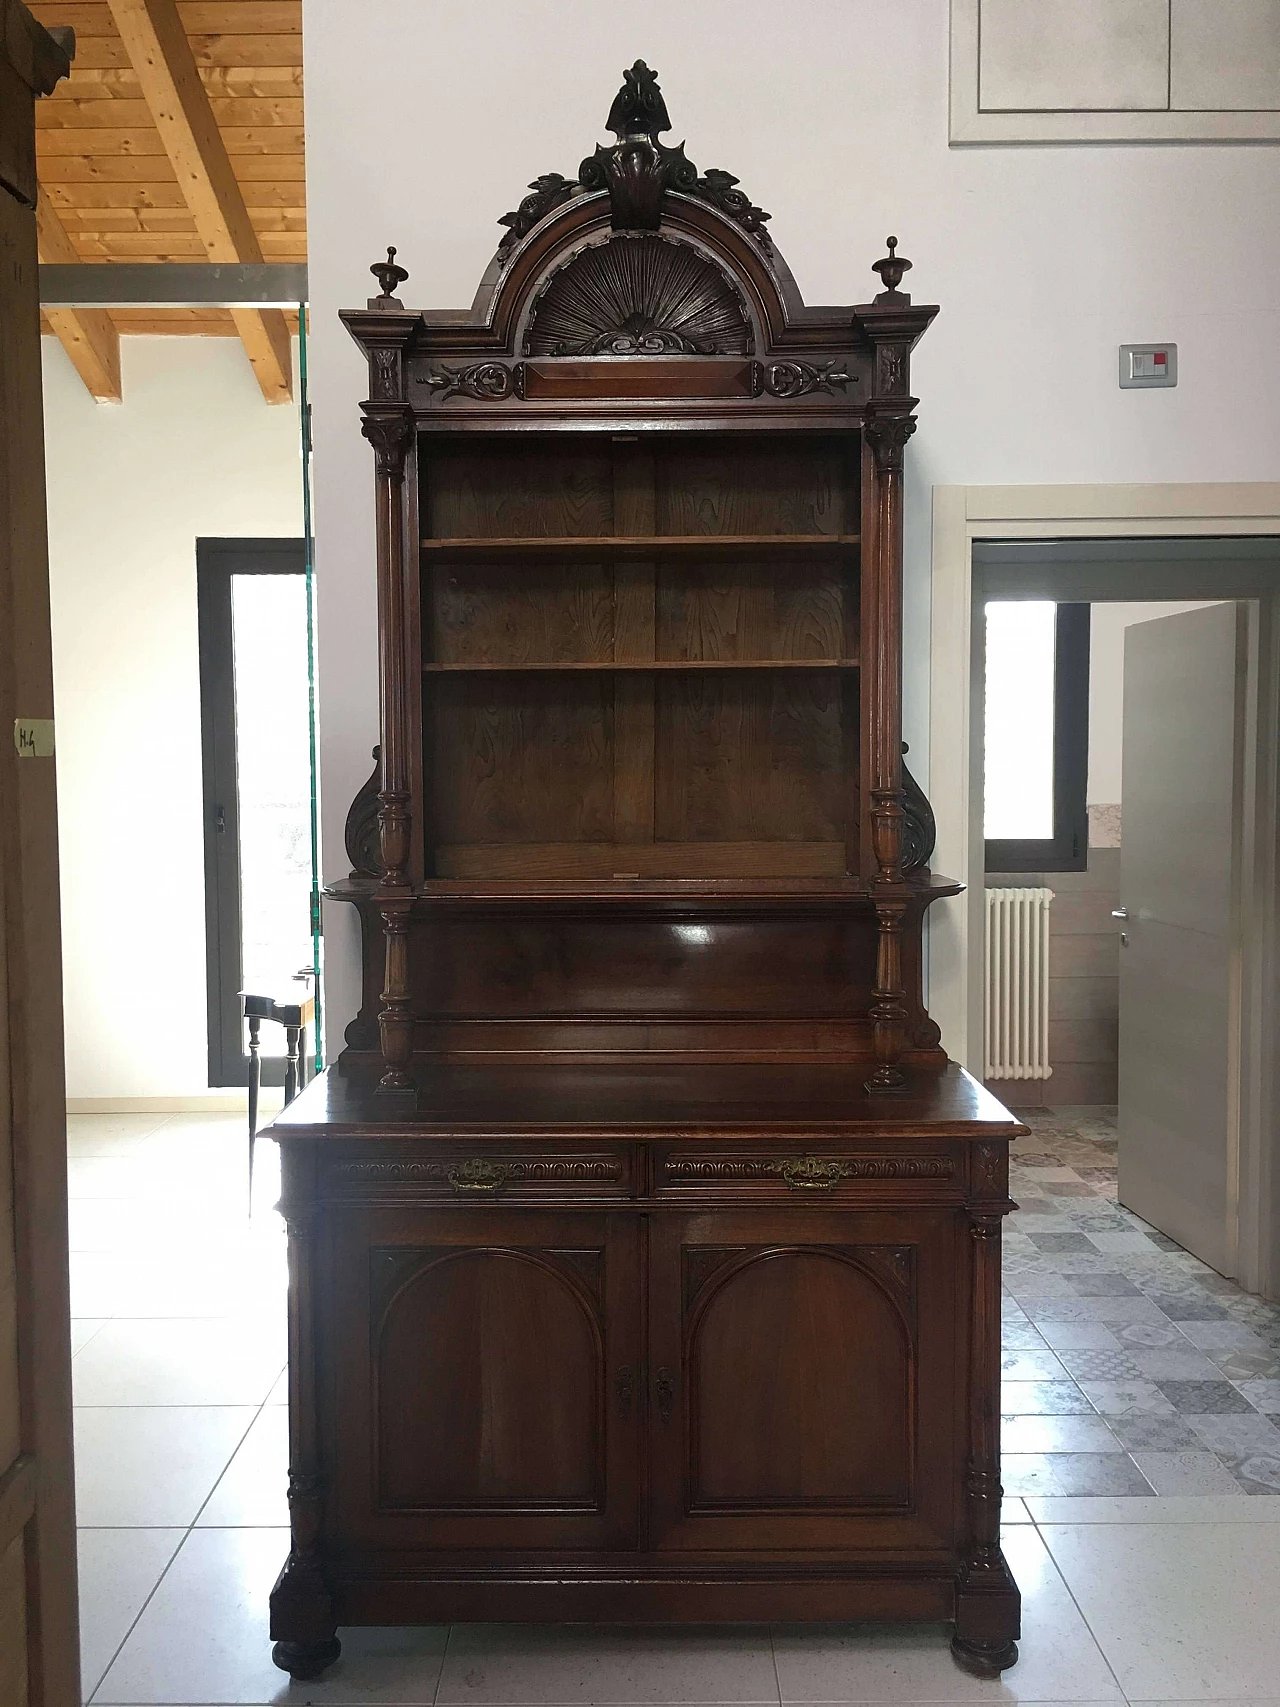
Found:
[269,1174,341,1679]
[855,241,938,1093]
[952,1139,1021,1675]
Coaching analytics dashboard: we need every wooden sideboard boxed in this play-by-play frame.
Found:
[267,60,1024,1682]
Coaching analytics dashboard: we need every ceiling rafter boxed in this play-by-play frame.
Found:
[102,0,293,401]
[35,186,122,401]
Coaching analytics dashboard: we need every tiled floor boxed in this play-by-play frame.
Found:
[68,1104,1280,1706]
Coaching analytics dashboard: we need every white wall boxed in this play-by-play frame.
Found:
[1087,602,1218,803]
[44,336,302,1099]
[300,0,1280,1045]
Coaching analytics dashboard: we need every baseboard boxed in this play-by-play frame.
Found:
[67,1091,285,1114]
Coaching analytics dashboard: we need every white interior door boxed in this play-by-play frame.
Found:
[1118,602,1245,1276]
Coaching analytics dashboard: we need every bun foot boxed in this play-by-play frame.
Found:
[951,1634,1018,1676]
[272,1637,342,1679]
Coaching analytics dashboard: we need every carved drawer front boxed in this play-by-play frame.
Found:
[654,1146,960,1200]
[326,1147,634,1200]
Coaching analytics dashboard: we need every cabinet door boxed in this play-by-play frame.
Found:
[648,1210,961,1554]
[327,1209,640,1552]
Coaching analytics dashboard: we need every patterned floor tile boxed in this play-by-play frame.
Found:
[1002,1413,1123,1453]
[1157,1380,1257,1414]
[1129,1347,1227,1380]
[1070,1273,1144,1297]
[1002,1380,1098,1415]
[1028,1232,1100,1254]
[1130,1450,1248,1495]
[1001,1347,1068,1380]
[1207,1348,1280,1380]
[1000,1111,1280,1500]
[1107,1413,1203,1452]
[1079,1379,1178,1417]
[1145,1291,1232,1321]
[1234,1379,1280,1413]
[1186,1412,1280,1454]
[1216,1451,1280,1493]
[1055,1347,1145,1382]
[1038,1319,1125,1350]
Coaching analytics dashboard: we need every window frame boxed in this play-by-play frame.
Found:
[197,536,307,1087]
[984,599,1090,873]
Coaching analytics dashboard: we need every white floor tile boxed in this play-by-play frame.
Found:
[1002,1498,1033,1524]
[1025,1495,1280,1523]
[1039,1521,1280,1697]
[71,1245,285,1319]
[436,1623,778,1704]
[77,1528,184,1702]
[72,1318,285,1407]
[198,1404,289,1527]
[771,1527,1120,1702]
[75,1406,256,1526]
[94,1527,448,1705]
[72,1319,108,1356]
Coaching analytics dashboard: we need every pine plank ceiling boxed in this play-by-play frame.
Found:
[31,0,304,357]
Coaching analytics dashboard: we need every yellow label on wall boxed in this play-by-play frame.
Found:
[14,718,55,758]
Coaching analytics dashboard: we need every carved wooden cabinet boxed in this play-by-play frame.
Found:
[268,61,1023,1683]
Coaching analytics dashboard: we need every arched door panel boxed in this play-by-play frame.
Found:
[649,1211,959,1554]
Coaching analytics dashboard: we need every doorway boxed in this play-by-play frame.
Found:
[197,538,319,1088]
[929,494,1280,1297]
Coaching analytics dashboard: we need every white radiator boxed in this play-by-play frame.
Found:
[984,887,1054,1080]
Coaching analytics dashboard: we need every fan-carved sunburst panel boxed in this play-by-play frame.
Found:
[523,235,753,358]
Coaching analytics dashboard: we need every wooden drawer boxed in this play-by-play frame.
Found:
[322,1145,636,1202]
[651,1143,964,1202]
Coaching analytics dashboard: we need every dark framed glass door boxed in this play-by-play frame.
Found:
[198,537,316,1086]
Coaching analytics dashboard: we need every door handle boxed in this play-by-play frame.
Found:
[1111,908,1129,919]
[655,1366,675,1425]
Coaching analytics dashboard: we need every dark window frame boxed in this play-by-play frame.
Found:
[984,600,1090,874]
[198,536,307,1087]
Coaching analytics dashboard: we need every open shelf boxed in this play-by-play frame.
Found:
[421,534,860,557]
[423,659,858,673]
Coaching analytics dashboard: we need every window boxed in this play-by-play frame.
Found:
[984,600,1089,872]
[198,538,317,1086]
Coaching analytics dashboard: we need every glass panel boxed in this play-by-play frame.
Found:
[984,600,1056,841]
[232,572,313,1053]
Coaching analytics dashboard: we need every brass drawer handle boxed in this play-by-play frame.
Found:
[446,1159,509,1194]
[777,1155,850,1191]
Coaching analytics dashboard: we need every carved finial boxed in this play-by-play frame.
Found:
[872,235,912,304]
[606,59,671,139]
[368,246,409,310]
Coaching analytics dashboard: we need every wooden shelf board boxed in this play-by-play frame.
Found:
[420,534,860,556]
[423,659,858,673]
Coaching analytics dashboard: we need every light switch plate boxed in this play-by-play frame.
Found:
[1120,343,1177,388]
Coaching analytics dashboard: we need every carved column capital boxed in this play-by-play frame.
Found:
[360,408,415,477]
[864,408,918,473]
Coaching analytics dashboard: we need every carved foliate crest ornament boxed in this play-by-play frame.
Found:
[494,59,773,253]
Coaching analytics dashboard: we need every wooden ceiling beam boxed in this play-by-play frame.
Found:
[34,187,122,400]
[103,0,292,402]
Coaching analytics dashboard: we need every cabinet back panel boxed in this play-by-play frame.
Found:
[655,559,849,662]
[429,561,616,666]
[424,440,616,539]
[428,675,615,844]
[654,436,855,537]
[408,914,876,1019]
[655,673,851,843]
